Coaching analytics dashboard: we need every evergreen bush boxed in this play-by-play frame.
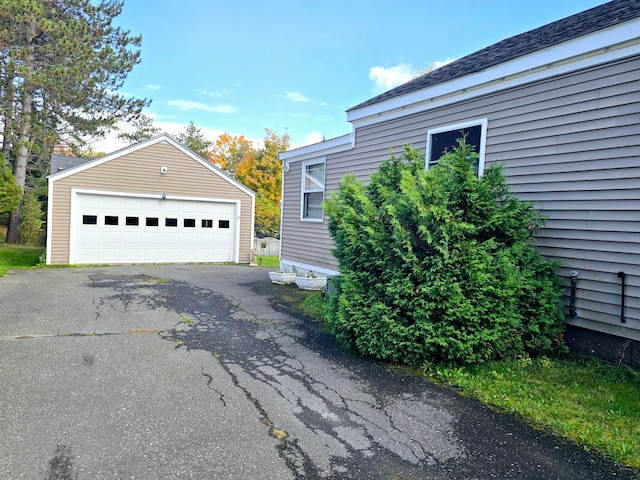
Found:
[325,141,566,365]
[20,191,44,246]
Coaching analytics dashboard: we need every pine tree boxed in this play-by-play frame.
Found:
[0,0,149,242]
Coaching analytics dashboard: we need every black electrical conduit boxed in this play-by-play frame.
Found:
[617,271,626,323]
[569,271,579,318]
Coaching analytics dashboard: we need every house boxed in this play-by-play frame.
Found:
[279,0,640,364]
[47,133,255,265]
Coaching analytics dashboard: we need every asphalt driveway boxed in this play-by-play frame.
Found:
[0,265,635,479]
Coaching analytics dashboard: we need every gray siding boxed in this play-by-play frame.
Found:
[281,158,338,271]
[281,54,640,339]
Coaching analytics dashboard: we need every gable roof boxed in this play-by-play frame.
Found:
[348,0,640,113]
[50,154,91,174]
[48,133,255,198]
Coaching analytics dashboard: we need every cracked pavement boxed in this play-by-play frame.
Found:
[0,265,636,479]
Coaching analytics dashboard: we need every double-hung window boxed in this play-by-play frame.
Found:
[426,118,487,176]
[301,159,325,221]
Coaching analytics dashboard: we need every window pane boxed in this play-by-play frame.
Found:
[218,220,230,229]
[304,191,323,219]
[184,218,195,228]
[165,218,177,227]
[202,219,213,228]
[429,125,481,164]
[126,216,139,226]
[146,217,159,227]
[105,215,118,226]
[305,162,325,191]
[82,215,97,225]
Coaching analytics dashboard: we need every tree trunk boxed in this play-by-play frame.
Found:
[1,66,15,162]
[5,21,35,244]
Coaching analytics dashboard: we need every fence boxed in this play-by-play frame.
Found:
[253,236,280,257]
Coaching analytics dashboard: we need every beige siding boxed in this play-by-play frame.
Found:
[50,141,253,264]
[281,54,640,338]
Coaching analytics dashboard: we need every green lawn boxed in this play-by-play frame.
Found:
[0,242,45,277]
[256,255,279,268]
[429,357,640,470]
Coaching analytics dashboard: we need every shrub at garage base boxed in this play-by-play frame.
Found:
[325,142,566,366]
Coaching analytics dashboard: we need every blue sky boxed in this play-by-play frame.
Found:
[94,0,605,153]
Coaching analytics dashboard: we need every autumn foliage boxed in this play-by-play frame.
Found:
[206,128,290,237]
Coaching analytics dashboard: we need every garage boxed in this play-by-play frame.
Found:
[72,192,238,264]
[47,134,255,265]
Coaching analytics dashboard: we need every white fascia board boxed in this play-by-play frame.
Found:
[347,18,640,128]
[280,133,353,163]
[70,187,241,205]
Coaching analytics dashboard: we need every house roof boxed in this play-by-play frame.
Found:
[348,0,640,112]
[50,154,91,174]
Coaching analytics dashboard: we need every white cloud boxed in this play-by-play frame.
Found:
[167,99,237,114]
[369,64,413,93]
[287,131,326,150]
[284,91,310,103]
[304,131,324,145]
[145,84,162,90]
[196,88,232,98]
[432,58,456,69]
[86,120,261,155]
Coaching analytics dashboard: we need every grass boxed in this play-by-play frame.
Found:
[289,291,640,472]
[256,255,280,268]
[0,241,45,277]
[429,357,640,470]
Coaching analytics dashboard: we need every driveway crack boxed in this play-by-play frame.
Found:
[201,367,227,407]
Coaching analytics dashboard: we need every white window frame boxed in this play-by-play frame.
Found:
[300,158,326,222]
[425,118,488,176]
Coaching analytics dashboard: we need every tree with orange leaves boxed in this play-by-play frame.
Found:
[235,129,290,237]
[210,133,254,175]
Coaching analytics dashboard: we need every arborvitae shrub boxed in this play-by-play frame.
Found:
[325,141,566,365]
[20,191,44,246]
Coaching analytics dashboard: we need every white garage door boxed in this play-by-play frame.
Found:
[72,193,237,264]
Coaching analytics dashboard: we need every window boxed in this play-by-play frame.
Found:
[105,215,118,226]
[301,160,325,220]
[184,218,196,228]
[202,219,213,228]
[426,119,487,175]
[146,217,159,227]
[218,220,230,229]
[82,215,97,225]
[165,218,178,227]
[126,216,139,226]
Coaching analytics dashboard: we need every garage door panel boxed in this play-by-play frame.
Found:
[73,193,237,264]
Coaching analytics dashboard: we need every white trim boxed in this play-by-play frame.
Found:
[45,176,54,265]
[425,118,488,176]
[280,258,339,278]
[68,188,241,264]
[300,158,326,222]
[281,133,353,162]
[347,19,640,129]
[48,133,256,200]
